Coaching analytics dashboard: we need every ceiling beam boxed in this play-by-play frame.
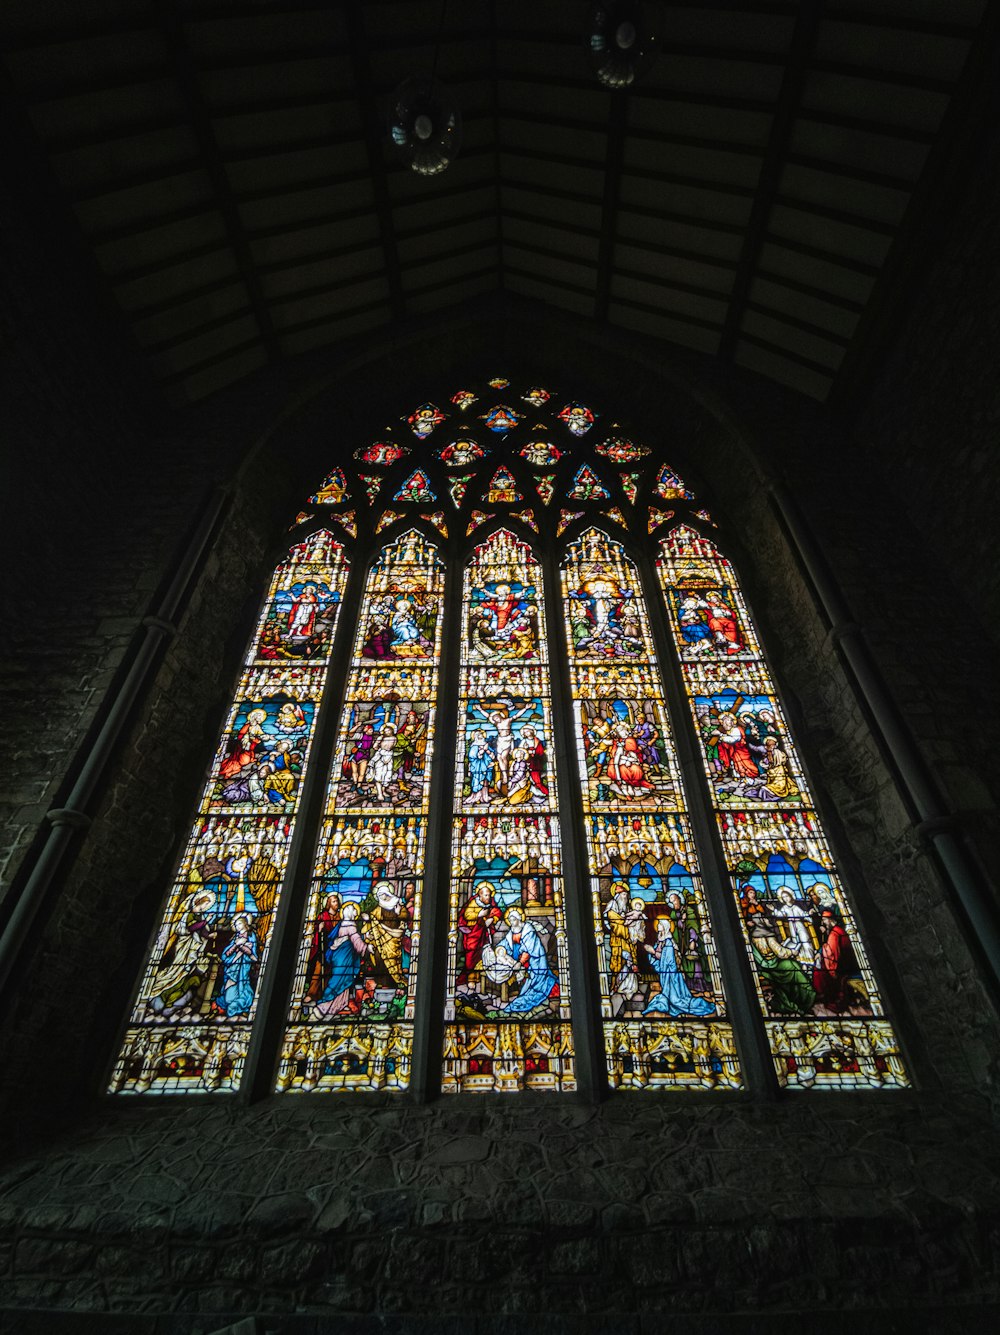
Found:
[719,2,825,361]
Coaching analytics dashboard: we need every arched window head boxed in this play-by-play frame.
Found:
[111,377,907,1098]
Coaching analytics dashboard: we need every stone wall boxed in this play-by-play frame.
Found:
[2,307,1000,1325]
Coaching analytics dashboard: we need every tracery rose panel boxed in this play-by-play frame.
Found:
[561,529,739,1090]
[277,529,444,1093]
[657,525,908,1089]
[443,529,575,1093]
[110,530,349,1095]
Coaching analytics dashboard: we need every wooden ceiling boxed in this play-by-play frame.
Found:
[3,0,996,407]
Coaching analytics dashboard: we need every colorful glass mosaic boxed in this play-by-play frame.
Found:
[535,476,555,506]
[451,389,477,410]
[656,526,907,1089]
[522,386,552,406]
[510,509,538,533]
[561,529,738,1089]
[445,530,574,1092]
[648,507,675,534]
[308,468,350,504]
[557,402,595,436]
[290,511,313,529]
[595,436,650,463]
[330,511,357,538]
[655,465,694,501]
[601,507,627,529]
[406,403,446,437]
[558,510,585,536]
[437,439,486,467]
[520,440,563,468]
[278,530,445,1093]
[467,510,494,536]
[393,470,437,503]
[449,474,474,508]
[359,475,382,504]
[111,531,351,1095]
[568,466,610,502]
[621,472,641,506]
[488,376,510,389]
[484,467,522,504]
[482,405,523,433]
[694,508,716,526]
[376,510,407,534]
[421,510,448,537]
[355,441,407,467]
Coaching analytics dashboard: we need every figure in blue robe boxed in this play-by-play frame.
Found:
[499,910,557,1014]
[216,917,258,1016]
[643,918,716,1017]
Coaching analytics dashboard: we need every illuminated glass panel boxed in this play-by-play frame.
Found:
[482,405,523,433]
[558,510,584,535]
[376,510,406,533]
[355,442,408,466]
[278,530,445,1093]
[393,470,437,503]
[568,466,610,501]
[535,476,555,506]
[620,473,641,506]
[406,403,446,437]
[451,389,477,410]
[654,465,694,501]
[111,531,350,1095]
[359,476,382,504]
[557,402,595,435]
[648,507,675,534]
[444,530,574,1093]
[484,467,522,503]
[421,510,448,537]
[437,439,486,467]
[520,440,563,468]
[657,526,908,1090]
[510,509,538,533]
[290,511,313,528]
[488,376,510,388]
[561,529,739,1090]
[330,511,357,538]
[448,474,474,507]
[595,437,650,463]
[522,386,551,406]
[694,508,716,526]
[467,510,494,536]
[601,506,627,529]
[309,468,350,504]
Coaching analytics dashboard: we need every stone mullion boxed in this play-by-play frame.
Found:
[635,530,779,1097]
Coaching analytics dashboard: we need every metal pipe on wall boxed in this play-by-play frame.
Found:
[768,480,1000,996]
[0,486,230,1000]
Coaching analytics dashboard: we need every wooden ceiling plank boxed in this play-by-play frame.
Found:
[154,0,279,360]
[720,3,825,360]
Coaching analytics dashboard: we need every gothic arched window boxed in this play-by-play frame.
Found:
[111,376,907,1098]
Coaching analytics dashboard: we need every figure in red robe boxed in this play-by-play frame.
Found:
[457,882,502,987]
[813,911,858,1012]
[714,712,759,779]
[287,583,320,638]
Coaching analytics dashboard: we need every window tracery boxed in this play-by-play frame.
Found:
[111,375,907,1097]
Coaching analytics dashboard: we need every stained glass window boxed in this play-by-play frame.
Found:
[278,530,444,1093]
[444,530,574,1092]
[656,526,906,1089]
[111,531,350,1094]
[113,374,907,1101]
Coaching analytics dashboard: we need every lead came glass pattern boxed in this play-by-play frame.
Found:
[561,530,739,1090]
[111,530,350,1094]
[444,529,575,1093]
[657,525,908,1090]
[278,530,445,1093]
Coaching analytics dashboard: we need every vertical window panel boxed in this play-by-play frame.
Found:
[110,531,350,1095]
[444,529,575,1093]
[561,529,740,1090]
[657,525,908,1090]
[277,529,444,1093]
